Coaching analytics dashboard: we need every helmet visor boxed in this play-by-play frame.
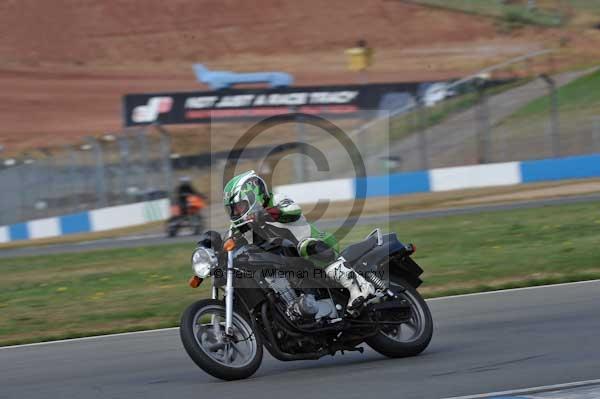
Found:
[226,200,250,220]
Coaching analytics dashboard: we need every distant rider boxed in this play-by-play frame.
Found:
[223,170,377,311]
[176,176,203,216]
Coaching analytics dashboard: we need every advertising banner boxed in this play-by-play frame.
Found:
[123,82,425,126]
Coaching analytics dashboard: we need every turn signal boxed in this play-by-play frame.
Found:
[189,275,202,288]
[223,238,236,251]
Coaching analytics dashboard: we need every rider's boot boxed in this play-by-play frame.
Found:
[324,258,376,311]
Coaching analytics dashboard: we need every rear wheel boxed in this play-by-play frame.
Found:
[166,218,178,238]
[180,299,263,380]
[365,278,433,358]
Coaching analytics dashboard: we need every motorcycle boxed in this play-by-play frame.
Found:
[165,195,206,237]
[179,220,433,381]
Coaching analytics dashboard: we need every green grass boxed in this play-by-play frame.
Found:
[2,200,600,346]
[493,68,600,148]
[507,68,600,120]
[407,0,566,27]
[390,79,529,141]
[389,92,478,141]
[565,0,600,15]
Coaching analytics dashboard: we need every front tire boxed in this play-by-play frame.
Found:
[192,215,204,235]
[365,279,433,358]
[180,299,263,380]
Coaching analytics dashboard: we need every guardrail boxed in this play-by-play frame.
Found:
[275,153,600,204]
[2,153,599,243]
[0,199,169,243]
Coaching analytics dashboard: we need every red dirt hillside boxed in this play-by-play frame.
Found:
[0,0,595,151]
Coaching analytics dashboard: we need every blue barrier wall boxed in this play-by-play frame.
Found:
[59,212,91,235]
[0,199,170,243]
[9,223,29,241]
[521,154,600,183]
[277,153,600,204]
[355,171,430,198]
[3,154,600,243]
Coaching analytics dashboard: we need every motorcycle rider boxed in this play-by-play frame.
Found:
[176,176,203,216]
[223,170,376,311]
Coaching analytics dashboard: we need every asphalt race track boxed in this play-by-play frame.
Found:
[2,193,600,259]
[2,280,600,399]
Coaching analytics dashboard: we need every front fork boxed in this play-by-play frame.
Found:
[224,249,235,336]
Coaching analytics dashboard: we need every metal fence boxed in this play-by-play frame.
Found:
[297,68,600,182]
[0,125,173,226]
[1,66,598,226]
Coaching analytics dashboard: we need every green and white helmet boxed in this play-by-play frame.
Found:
[223,170,270,226]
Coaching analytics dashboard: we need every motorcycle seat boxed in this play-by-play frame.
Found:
[340,236,378,264]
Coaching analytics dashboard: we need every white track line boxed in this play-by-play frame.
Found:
[2,279,600,351]
[426,278,600,302]
[0,327,178,350]
[443,378,600,398]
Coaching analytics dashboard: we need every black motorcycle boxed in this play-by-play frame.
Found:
[179,223,433,380]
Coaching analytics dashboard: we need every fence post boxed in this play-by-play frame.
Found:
[593,118,600,153]
[85,136,108,208]
[117,134,132,203]
[476,83,492,163]
[39,148,55,217]
[15,161,27,223]
[1,161,18,224]
[415,99,429,170]
[137,130,151,201]
[0,166,4,225]
[540,74,560,157]
[294,110,307,183]
[0,168,5,225]
[65,146,81,213]
[156,124,174,197]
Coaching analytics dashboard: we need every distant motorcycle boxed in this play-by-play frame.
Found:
[179,221,433,380]
[165,195,205,237]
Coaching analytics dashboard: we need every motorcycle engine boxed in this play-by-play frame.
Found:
[292,294,338,321]
[265,277,338,321]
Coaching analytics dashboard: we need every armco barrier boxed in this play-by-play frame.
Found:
[2,154,598,243]
[0,198,169,243]
[275,153,600,205]
[355,171,430,198]
[520,154,600,183]
[429,162,521,192]
[275,179,355,204]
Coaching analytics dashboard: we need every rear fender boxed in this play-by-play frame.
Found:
[353,233,423,288]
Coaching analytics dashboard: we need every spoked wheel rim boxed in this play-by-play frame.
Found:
[380,282,427,343]
[192,305,257,368]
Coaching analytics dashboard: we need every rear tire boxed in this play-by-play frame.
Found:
[180,299,263,380]
[365,279,433,358]
[166,218,178,238]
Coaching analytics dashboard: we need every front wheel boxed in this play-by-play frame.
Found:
[180,299,263,380]
[365,278,433,358]
[191,215,204,235]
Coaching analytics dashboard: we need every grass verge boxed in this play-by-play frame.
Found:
[506,68,600,120]
[493,68,600,152]
[1,200,599,346]
[406,0,567,27]
[389,79,529,142]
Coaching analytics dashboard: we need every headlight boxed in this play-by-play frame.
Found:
[191,247,218,278]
